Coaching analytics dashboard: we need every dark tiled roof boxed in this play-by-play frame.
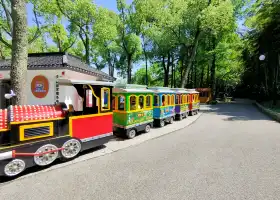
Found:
[0,52,115,81]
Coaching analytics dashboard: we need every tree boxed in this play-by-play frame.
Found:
[10,0,28,105]
[0,0,45,49]
[116,0,142,83]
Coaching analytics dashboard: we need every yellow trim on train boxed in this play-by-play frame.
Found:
[87,84,101,114]
[113,108,153,114]
[0,129,9,132]
[11,117,65,125]
[19,122,54,141]
[69,112,113,120]
[154,105,175,108]
[101,87,111,112]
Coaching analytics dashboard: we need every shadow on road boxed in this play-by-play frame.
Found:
[201,103,274,122]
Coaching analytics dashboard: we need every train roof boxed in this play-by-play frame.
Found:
[185,89,199,94]
[170,88,189,94]
[57,78,115,86]
[113,84,153,93]
[148,87,176,94]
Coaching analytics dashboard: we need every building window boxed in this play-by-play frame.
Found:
[154,95,159,106]
[118,95,125,110]
[101,88,110,111]
[139,95,144,110]
[130,96,137,111]
[146,95,152,108]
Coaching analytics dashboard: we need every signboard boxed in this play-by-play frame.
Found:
[31,75,49,98]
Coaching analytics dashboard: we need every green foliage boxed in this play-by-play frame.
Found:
[0,0,251,93]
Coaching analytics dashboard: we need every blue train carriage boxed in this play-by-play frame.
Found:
[186,89,200,115]
[170,88,190,120]
[112,84,154,139]
[148,87,176,127]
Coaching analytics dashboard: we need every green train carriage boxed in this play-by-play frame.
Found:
[112,84,154,139]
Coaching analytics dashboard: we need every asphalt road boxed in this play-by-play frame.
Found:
[1,103,280,200]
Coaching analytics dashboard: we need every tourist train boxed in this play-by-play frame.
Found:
[0,79,200,177]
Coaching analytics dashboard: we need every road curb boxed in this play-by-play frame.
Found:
[1,111,203,184]
[254,102,280,122]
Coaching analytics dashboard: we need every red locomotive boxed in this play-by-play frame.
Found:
[0,79,114,177]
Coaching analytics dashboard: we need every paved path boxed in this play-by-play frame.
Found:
[1,103,280,200]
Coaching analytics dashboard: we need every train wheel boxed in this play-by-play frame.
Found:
[190,111,194,116]
[127,129,136,139]
[144,124,151,133]
[4,159,25,177]
[34,144,59,166]
[61,139,81,159]
[160,120,165,127]
[179,114,183,121]
[169,117,174,124]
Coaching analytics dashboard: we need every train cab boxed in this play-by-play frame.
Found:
[112,84,154,139]
[0,79,114,177]
[170,88,190,120]
[196,88,212,103]
[186,89,200,115]
[148,87,176,127]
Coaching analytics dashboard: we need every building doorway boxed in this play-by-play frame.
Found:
[0,80,11,109]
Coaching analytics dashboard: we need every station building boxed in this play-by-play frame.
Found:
[0,52,115,109]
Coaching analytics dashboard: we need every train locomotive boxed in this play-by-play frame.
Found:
[0,80,200,177]
[0,79,114,177]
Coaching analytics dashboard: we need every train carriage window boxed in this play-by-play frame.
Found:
[146,95,152,108]
[175,95,179,104]
[101,88,110,111]
[118,95,125,110]
[168,95,171,106]
[130,96,137,111]
[139,95,144,110]
[154,95,159,106]
[182,94,185,104]
[171,95,175,105]
[162,95,166,106]
[86,89,93,107]
[187,95,189,103]
[112,96,116,110]
[180,95,182,104]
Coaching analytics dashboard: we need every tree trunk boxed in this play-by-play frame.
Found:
[200,65,204,87]
[171,54,174,88]
[210,37,217,99]
[127,54,132,84]
[85,24,90,65]
[273,54,280,105]
[162,56,169,87]
[145,52,148,86]
[194,62,197,88]
[10,0,28,105]
[180,28,201,87]
[108,62,114,78]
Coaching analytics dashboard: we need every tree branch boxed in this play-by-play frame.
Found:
[28,9,44,44]
[0,0,12,34]
[0,32,12,48]
[63,37,77,52]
